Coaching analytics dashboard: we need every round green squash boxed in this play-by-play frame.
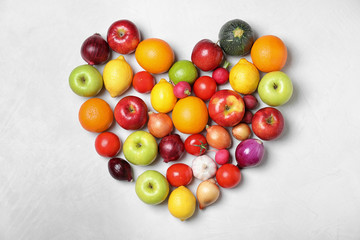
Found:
[218,19,255,56]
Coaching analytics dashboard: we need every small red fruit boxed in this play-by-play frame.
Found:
[166,163,193,187]
[216,164,241,188]
[184,133,208,156]
[132,71,155,93]
[193,76,217,101]
[95,132,121,157]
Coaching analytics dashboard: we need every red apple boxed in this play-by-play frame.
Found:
[114,96,148,130]
[191,39,223,72]
[208,89,245,127]
[107,19,141,54]
[252,107,284,140]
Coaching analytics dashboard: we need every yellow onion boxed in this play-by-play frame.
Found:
[205,125,232,149]
[196,178,220,209]
[147,112,173,138]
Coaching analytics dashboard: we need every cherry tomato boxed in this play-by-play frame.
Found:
[184,133,208,156]
[132,71,155,93]
[166,163,193,187]
[215,164,241,188]
[95,132,121,157]
[193,76,217,101]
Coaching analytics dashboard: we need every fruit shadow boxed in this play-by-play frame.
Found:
[282,42,293,72]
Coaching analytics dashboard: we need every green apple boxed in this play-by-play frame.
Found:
[135,170,170,205]
[258,71,293,106]
[69,64,103,97]
[123,131,158,166]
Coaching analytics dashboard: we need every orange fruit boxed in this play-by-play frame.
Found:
[250,35,287,73]
[172,96,208,134]
[135,38,175,74]
[78,98,113,133]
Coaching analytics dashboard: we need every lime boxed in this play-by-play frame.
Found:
[168,60,198,85]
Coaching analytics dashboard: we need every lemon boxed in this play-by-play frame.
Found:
[168,186,196,221]
[103,55,133,97]
[229,58,260,94]
[150,79,177,113]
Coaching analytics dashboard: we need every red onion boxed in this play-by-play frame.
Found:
[241,110,253,124]
[243,94,258,110]
[235,139,265,168]
[108,158,133,182]
[159,134,185,163]
[81,33,111,65]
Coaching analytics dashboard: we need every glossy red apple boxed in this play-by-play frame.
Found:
[114,96,148,130]
[191,39,223,72]
[107,19,141,54]
[208,89,245,127]
[252,107,284,140]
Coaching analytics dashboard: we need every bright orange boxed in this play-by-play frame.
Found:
[135,38,175,74]
[172,96,208,134]
[250,35,287,73]
[78,98,113,133]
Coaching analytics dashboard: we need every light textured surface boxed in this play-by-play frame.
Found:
[1,0,360,239]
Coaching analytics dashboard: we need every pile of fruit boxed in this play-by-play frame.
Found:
[69,19,293,221]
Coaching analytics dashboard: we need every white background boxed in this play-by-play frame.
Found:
[1,0,360,239]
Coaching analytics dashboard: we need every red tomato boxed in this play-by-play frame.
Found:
[95,132,121,157]
[132,71,155,93]
[184,133,208,156]
[193,76,217,101]
[166,163,193,187]
[216,164,241,188]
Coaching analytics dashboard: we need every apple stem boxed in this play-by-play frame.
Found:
[266,115,273,124]
[184,89,191,96]
[222,60,230,70]
[118,29,125,37]
[273,83,278,90]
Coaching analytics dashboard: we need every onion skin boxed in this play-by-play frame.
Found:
[81,33,110,65]
[147,112,173,138]
[196,178,220,209]
[206,125,232,149]
[235,139,265,168]
[243,94,258,110]
[159,134,185,163]
[232,123,251,141]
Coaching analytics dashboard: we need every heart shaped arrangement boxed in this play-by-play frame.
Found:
[69,19,294,221]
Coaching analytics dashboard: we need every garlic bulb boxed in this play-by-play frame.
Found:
[196,178,220,209]
[192,155,217,181]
